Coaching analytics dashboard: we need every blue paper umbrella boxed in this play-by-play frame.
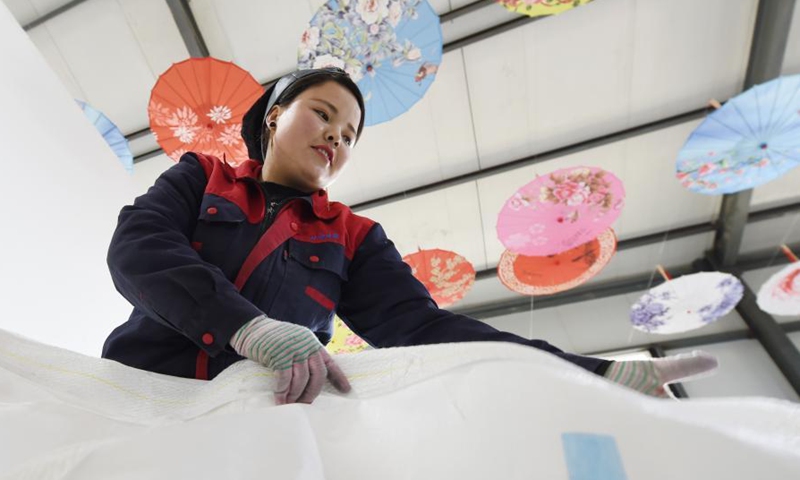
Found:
[76,100,133,173]
[298,0,443,126]
[675,74,800,195]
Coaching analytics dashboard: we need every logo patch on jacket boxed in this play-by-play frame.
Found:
[309,233,340,241]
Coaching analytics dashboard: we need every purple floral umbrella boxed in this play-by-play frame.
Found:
[630,270,743,334]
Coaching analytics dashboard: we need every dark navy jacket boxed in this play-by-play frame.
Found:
[103,153,606,380]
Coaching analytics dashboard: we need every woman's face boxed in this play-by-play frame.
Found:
[262,81,362,192]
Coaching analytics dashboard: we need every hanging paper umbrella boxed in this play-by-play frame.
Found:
[630,267,744,334]
[297,0,443,126]
[498,228,616,296]
[148,57,264,165]
[495,0,594,18]
[75,100,133,173]
[326,316,371,355]
[757,245,800,316]
[675,74,800,194]
[402,248,475,308]
[497,166,625,256]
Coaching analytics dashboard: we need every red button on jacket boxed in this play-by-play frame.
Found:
[207,207,218,215]
[202,333,214,345]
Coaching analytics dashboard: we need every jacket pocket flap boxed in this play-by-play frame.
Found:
[198,195,247,223]
[287,239,348,280]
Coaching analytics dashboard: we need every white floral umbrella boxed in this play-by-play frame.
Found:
[630,269,744,334]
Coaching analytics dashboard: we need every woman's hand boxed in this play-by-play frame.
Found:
[230,315,351,405]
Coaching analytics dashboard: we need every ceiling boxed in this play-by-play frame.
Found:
[6,0,800,356]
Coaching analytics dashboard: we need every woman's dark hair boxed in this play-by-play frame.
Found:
[241,68,365,162]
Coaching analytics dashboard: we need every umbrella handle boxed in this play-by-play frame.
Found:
[656,264,672,281]
[781,244,798,263]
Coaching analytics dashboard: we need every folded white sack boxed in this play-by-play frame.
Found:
[0,328,798,480]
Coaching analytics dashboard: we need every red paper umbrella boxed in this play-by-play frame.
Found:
[497,228,617,296]
[402,249,476,308]
[757,245,800,316]
[148,57,264,165]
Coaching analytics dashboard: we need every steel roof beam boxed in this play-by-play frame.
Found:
[166,0,210,58]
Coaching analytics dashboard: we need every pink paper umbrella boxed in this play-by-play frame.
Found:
[497,166,625,256]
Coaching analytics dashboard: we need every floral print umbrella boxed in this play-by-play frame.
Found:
[495,0,594,18]
[757,245,800,316]
[675,74,800,194]
[148,57,264,165]
[298,0,443,126]
[497,228,616,296]
[630,271,744,334]
[496,166,625,256]
[75,100,133,173]
[326,316,371,355]
[402,249,475,308]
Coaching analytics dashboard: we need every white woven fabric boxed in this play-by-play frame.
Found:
[1,328,799,479]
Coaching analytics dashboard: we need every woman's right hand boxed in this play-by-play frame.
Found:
[230,315,351,405]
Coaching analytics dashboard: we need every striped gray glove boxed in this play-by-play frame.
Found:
[230,314,351,405]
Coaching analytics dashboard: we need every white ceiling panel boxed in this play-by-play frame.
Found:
[464,0,634,168]
[26,25,85,99]
[750,166,800,209]
[117,0,189,78]
[440,1,516,45]
[184,0,235,61]
[740,211,800,256]
[464,0,756,170]
[127,131,160,157]
[191,0,316,82]
[358,181,488,270]
[449,0,476,9]
[3,0,37,25]
[3,0,72,26]
[741,264,800,325]
[427,0,452,15]
[627,0,756,126]
[32,0,188,133]
[330,49,478,203]
[616,119,722,237]
[782,1,800,75]
[475,120,721,264]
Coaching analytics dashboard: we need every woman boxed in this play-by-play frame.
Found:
[103,68,716,405]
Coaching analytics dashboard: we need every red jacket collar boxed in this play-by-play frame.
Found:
[235,159,341,220]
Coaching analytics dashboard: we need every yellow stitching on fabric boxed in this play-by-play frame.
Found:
[0,346,191,406]
[0,345,502,408]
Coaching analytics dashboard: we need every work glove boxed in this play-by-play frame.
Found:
[230,314,351,405]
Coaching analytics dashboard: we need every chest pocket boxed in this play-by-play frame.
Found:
[273,239,348,332]
[192,195,251,277]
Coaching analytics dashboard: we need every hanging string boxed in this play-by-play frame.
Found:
[529,295,534,328]
[643,231,671,293]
